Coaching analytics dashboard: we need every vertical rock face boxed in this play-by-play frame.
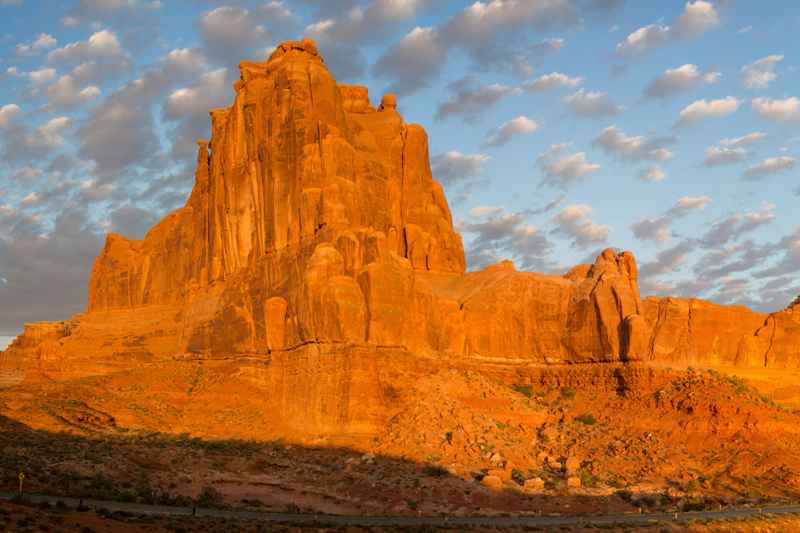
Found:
[5,38,799,376]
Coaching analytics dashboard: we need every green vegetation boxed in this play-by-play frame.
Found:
[560,388,577,400]
[422,465,449,478]
[575,413,597,425]
[512,384,534,398]
[196,485,224,508]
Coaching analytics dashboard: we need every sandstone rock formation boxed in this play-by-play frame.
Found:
[2,38,799,415]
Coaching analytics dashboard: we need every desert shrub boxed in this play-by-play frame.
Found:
[681,498,709,512]
[575,413,597,425]
[422,465,448,478]
[196,485,224,508]
[615,489,634,502]
[560,388,577,400]
[512,384,534,398]
[511,468,526,486]
[406,499,418,510]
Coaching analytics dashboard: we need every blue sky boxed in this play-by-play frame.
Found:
[1,0,800,346]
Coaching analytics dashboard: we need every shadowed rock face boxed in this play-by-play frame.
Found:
[1,39,797,391]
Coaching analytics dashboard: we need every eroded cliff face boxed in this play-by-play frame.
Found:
[2,38,798,399]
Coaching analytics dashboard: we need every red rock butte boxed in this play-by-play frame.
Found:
[2,38,800,437]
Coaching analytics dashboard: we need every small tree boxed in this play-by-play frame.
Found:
[789,294,800,309]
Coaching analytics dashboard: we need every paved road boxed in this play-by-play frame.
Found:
[2,492,799,528]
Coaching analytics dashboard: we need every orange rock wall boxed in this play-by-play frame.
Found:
[4,38,799,387]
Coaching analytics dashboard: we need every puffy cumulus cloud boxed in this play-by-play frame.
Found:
[375,0,584,93]
[552,204,609,247]
[442,0,576,49]
[563,89,623,117]
[700,204,776,247]
[48,29,125,64]
[537,143,600,188]
[2,116,72,162]
[639,240,696,279]
[704,146,746,166]
[484,116,540,147]
[61,0,162,26]
[45,75,101,109]
[435,76,521,121]
[106,204,158,239]
[77,47,212,176]
[592,126,673,161]
[374,26,446,94]
[743,156,796,179]
[15,33,57,55]
[460,208,554,271]
[199,6,268,65]
[306,0,429,43]
[741,55,783,89]
[643,64,720,99]
[0,104,21,126]
[630,195,711,244]
[0,206,104,334]
[638,166,666,182]
[37,116,71,147]
[163,68,232,160]
[28,67,56,85]
[431,151,490,185]
[754,228,800,280]
[631,217,671,244]
[616,1,719,56]
[752,97,800,123]
[676,96,740,126]
[523,71,583,92]
[164,68,229,119]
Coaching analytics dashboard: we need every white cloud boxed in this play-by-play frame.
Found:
[469,205,503,218]
[741,55,782,89]
[676,96,740,126]
[374,26,446,94]
[554,204,610,247]
[744,156,796,179]
[631,195,711,244]
[719,131,766,147]
[37,117,72,148]
[638,166,666,182]
[643,64,719,99]
[164,68,229,118]
[523,72,583,92]
[592,126,673,161]
[752,97,800,122]
[673,0,719,37]
[538,144,600,188]
[199,6,267,64]
[45,74,101,108]
[484,116,540,147]
[461,207,554,271]
[671,195,712,213]
[704,146,747,166]
[28,67,56,85]
[16,33,57,54]
[564,89,623,117]
[431,150,490,185]
[436,77,521,120]
[616,1,719,56]
[0,104,21,126]
[49,29,123,64]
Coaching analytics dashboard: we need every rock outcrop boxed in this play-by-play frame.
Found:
[3,38,799,400]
